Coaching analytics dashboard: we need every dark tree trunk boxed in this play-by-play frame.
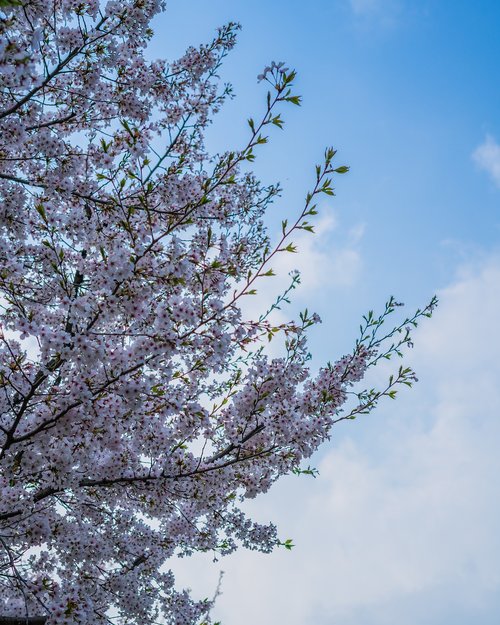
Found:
[0,618,47,625]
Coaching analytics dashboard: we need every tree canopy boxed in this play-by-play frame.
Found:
[0,0,435,622]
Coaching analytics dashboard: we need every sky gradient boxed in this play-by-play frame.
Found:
[151,2,500,623]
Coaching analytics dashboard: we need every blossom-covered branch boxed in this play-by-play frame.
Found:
[0,1,435,623]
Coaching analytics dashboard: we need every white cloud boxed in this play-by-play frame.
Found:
[172,255,500,625]
[473,135,500,187]
[274,209,363,291]
[348,0,402,26]
[234,208,364,360]
[240,207,363,326]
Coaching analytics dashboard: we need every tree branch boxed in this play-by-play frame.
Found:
[0,617,47,625]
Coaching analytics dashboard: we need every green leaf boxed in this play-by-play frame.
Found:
[280,538,295,550]
[35,204,47,222]
[271,114,284,129]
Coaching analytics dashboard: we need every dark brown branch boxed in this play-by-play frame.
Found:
[0,172,114,209]
[0,445,276,523]
[0,46,82,121]
[0,173,43,188]
[0,15,108,122]
[25,112,77,131]
[208,423,265,462]
[0,355,63,460]
[0,617,47,625]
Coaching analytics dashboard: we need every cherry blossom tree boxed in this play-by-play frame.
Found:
[0,0,436,623]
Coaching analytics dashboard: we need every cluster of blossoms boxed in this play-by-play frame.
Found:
[0,0,436,623]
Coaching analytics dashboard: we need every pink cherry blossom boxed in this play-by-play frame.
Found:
[0,1,436,623]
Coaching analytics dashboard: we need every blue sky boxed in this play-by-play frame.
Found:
[152,0,500,351]
[152,2,500,624]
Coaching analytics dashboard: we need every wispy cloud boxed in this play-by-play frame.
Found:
[473,135,500,187]
[348,0,402,27]
[350,0,380,15]
[272,208,363,293]
[172,255,500,625]
[239,207,364,327]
